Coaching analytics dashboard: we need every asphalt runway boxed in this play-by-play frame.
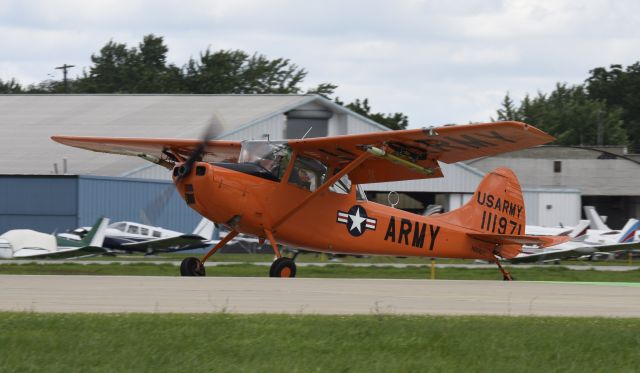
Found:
[1,259,638,271]
[1,275,639,317]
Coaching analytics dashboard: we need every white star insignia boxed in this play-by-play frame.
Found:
[349,208,366,233]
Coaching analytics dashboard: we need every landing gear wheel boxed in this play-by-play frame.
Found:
[180,257,206,276]
[269,257,296,278]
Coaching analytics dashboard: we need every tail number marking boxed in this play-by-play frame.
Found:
[481,211,522,234]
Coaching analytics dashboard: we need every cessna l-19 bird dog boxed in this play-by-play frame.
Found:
[53,121,565,280]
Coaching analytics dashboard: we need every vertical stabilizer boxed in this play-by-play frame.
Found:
[568,220,590,238]
[81,217,110,247]
[584,206,610,231]
[434,167,526,235]
[193,218,215,240]
[618,219,640,243]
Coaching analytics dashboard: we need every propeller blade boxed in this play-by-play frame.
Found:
[176,113,224,181]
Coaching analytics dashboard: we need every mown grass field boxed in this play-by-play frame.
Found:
[1,313,639,372]
[1,262,640,282]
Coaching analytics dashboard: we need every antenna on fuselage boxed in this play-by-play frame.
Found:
[301,127,313,140]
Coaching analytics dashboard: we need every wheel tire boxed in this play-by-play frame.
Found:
[269,257,296,278]
[180,257,206,276]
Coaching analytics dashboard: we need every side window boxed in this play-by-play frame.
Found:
[329,174,352,195]
[152,231,162,238]
[140,227,149,236]
[288,156,326,192]
[112,222,126,232]
[126,225,139,234]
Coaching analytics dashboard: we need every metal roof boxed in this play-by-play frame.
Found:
[0,94,322,175]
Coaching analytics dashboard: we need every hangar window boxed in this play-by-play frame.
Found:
[553,161,562,173]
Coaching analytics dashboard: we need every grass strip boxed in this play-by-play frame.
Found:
[1,313,639,372]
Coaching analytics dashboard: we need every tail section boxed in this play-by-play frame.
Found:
[436,167,526,236]
[192,218,215,240]
[432,167,570,259]
[568,220,590,238]
[81,217,110,247]
[584,206,610,231]
[618,219,640,243]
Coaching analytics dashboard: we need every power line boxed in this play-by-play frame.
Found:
[55,64,75,93]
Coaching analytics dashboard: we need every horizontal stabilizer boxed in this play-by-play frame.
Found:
[468,233,570,248]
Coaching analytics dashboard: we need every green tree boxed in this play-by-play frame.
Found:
[76,35,182,93]
[335,97,409,130]
[586,63,640,151]
[184,49,314,94]
[496,84,626,146]
[0,78,23,93]
[495,93,522,121]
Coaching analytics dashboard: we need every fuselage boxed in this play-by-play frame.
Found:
[175,162,499,261]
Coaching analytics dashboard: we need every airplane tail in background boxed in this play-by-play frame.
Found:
[617,219,640,243]
[193,218,215,240]
[568,220,590,238]
[584,206,610,231]
[432,167,568,258]
[81,217,110,247]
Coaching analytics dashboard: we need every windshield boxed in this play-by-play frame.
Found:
[238,141,291,180]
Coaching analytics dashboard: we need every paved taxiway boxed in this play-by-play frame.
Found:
[1,275,639,317]
[2,260,638,271]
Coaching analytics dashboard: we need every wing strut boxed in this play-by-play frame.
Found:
[272,151,373,231]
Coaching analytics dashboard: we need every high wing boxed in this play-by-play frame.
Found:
[52,121,553,184]
[288,121,553,183]
[51,136,241,165]
[120,234,211,253]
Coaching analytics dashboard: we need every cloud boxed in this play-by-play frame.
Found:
[2,0,640,126]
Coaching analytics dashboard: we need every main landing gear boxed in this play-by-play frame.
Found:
[179,228,297,278]
[264,229,297,278]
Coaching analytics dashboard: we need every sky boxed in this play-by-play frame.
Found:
[2,0,640,128]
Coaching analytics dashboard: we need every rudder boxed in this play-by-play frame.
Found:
[434,167,526,236]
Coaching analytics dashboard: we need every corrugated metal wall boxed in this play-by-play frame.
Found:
[77,176,202,232]
[0,176,78,233]
[0,175,202,234]
[221,115,287,141]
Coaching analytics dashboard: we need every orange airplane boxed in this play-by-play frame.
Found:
[52,121,567,280]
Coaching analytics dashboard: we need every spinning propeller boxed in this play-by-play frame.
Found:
[175,113,225,182]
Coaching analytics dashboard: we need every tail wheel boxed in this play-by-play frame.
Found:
[180,257,206,276]
[269,257,296,278]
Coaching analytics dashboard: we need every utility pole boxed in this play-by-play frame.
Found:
[55,64,75,93]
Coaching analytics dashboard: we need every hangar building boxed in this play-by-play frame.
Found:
[468,146,640,229]
[0,94,598,233]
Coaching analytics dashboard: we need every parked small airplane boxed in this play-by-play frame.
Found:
[59,217,216,255]
[510,218,640,263]
[0,218,109,259]
[53,120,565,279]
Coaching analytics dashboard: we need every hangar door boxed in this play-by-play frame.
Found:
[285,109,333,139]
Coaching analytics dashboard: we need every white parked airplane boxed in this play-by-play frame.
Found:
[60,217,264,255]
[0,218,109,259]
[511,217,640,263]
[59,218,217,254]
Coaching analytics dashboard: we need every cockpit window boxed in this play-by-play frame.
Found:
[288,156,327,192]
[111,222,126,232]
[238,141,291,181]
